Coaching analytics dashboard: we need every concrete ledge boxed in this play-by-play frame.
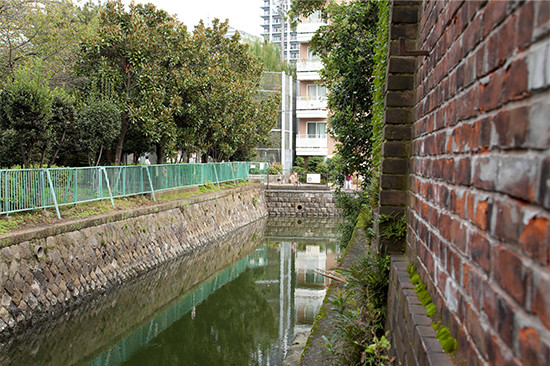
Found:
[386,255,453,366]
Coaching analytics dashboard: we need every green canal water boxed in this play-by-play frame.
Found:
[0,217,341,366]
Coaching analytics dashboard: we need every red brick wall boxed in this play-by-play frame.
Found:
[406,1,550,365]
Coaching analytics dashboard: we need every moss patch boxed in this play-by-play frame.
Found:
[407,263,458,355]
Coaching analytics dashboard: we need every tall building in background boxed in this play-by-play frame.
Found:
[260,0,299,63]
[295,10,336,162]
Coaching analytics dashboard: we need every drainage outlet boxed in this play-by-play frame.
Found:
[295,203,304,212]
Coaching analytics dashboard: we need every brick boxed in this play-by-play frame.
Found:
[386,91,416,107]
[454,157,471,186]
[519,214,549,265]
[496,296,517,349]
[479,70,504,112]
[469,230,491,274]
[381,174,408,190]
[536,1,550,35]
[392,5,419,24]
[463,14,482,53]
[497,14,516,66]
[496,155,540,202]
[472,155,498,190]
[457,87,479,121]
[527,42,550,91]
[494,246,529,306]
[486,32,500,73]
[382,141,409,157]
[442,158,455,183]
[382,158,408,174]
[518,327,541,366]
[387,74,415,91]
[483,0,508,36]
[517,1,534,49]
[380,190,408,206]
[486,333,521,366]
[531,270,550,329]
[502,58,529,103]
[528,100,550,150]
[493,107,529,149]
[465,303,487,358]
[390,23,419,39]
[384,125,412,140]
[385,107,413,124]
[473,197,491,231]
[540,156,550,209]
[388,56,417,73]
[476,44,487,78]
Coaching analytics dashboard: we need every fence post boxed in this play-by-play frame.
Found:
[44,169,61,219]
[0,170,4,214]
[231,163,237,186]
[101,167,115,208]
[143,166,156,201]
[213,163,220,188]
[74,169,78,204]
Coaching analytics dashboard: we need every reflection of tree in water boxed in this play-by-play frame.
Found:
[121,268,277,366]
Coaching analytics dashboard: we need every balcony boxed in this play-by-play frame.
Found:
[296,96,328,118]
[296,134,328,156]
[296,59,322,80]
[296,22,325,43]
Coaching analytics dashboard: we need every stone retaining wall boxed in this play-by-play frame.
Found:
[0,184,267,338]
[264,189,340,217]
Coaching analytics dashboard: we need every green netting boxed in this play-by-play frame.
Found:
[0,162,267,216]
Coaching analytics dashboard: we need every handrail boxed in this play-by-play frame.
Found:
[0,162,267,218]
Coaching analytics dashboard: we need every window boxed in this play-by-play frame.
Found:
[307,47,320,61]
[307,10,322,23]
[307,122,326,138]
[307,84,327,98]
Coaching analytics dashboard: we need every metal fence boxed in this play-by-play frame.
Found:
[0,162,268,218]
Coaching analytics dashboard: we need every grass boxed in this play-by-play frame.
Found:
[0,181,250,235]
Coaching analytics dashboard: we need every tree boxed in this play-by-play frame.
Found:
[173,20,278,162]
[301,0,380,179]
[45,89,76,167]
[0,61,53,168]
[246,39,295,76]
[77,1,185,165]
[0,0,97,86]
[77,98,121,166]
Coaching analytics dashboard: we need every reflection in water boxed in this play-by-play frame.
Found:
[0,218,340,366]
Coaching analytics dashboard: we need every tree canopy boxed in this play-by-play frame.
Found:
[0,0,278,167]
[292,0,383,181]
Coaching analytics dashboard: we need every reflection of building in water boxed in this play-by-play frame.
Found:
[294,243,338,328]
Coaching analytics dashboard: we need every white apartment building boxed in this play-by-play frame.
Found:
[260,0,299,63]
[295,10,336,161]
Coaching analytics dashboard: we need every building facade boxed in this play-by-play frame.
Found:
[260,0,299,63]
[295,10,336,162]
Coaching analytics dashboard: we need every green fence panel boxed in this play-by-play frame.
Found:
[0,161,266,216]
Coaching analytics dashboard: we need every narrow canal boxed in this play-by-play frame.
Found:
[0,217,341,366]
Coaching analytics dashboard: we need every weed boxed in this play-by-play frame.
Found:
[378,214,407,242]
[324,245,394,365]
[407,263,458,356]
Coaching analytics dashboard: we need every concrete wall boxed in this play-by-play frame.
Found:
[381,1,550,365]
[0,184,267,338]
[264,189,340,217]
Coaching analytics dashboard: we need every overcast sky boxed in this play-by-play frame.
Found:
[119,0,264,37]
